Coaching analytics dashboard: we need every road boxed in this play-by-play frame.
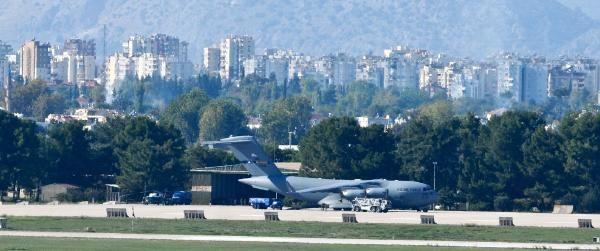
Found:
[1,204,599,228]
[1,230,599,250]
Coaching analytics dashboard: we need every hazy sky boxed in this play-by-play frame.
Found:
[559,0,600,20]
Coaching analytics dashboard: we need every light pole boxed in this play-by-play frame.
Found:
[432,161,437,191]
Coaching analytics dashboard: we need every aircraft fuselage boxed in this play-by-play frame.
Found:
[239,176,438,209]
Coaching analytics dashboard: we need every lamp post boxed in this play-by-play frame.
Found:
[432,161,438,191]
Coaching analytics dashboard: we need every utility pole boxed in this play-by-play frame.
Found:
[432,161,438,191]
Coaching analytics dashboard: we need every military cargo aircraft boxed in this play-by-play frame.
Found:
[203,136,438,211]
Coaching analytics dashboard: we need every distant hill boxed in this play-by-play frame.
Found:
[1,0,599,61]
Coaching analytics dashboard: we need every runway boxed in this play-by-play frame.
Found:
[1,230,600,250]
[1,204,599,228]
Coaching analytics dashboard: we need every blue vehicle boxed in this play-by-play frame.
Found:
[170,191,192,205]
[249,198,283,210]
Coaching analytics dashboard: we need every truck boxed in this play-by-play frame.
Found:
[352,198,392,213]
[249,198,283,210]
[169,191,192,205]
[143,192,165,205]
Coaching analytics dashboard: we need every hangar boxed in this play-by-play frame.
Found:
[190,163,299,205]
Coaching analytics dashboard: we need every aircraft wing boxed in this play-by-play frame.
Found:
[294,179,383,193]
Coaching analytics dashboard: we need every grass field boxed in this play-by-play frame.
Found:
[0,236,526,251]
[3,216,600,244]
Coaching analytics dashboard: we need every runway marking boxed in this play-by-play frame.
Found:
[1,231,599,250]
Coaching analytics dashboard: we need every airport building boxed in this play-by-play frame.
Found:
[190,163,299,205]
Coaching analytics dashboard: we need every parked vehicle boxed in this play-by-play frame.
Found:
[249,198,283,209]
[352,198,392,213]
[143,192,165,205]
[170,191,192,205]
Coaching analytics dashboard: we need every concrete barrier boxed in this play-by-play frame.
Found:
[499,217,514,227]
[420,215,436,224]
[342,213,358,223]
[264,211,280,221]
[578,219,594,228]
[184,210,206,220]
[106,208,129,218]
[0,218,6,229]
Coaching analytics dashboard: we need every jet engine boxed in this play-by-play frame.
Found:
[341,188,366,198]
[365,187,388,197]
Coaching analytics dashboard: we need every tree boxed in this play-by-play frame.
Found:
[560,112,600,200]
[199,99,248,141]
[10,80,67,119]
[259,96,313,145]
[299,117,361,178]
[194,74,222,98]
[114,117,188,198]
[299,117,395,179]
[482,111,545,201]
[396,113,462,204]
[0,111,40,200]
[89,85,106,105]
[160,88,211,144]
[46,121,94,186]
[456,114,495,210]
[32,93,67,120]
[417,100,455,125]
[520,127,566,210]
[88,117,127,180]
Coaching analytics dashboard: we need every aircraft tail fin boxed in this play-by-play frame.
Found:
[201,136,283,177]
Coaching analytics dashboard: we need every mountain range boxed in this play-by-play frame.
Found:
[1,0,599,61]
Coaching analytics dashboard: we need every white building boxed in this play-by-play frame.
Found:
[105,53,135,102]
[242,55,266,78]
[496,54,524,102]
[356,55,385,88]
[51,54,95,85]
[219,35,255,81]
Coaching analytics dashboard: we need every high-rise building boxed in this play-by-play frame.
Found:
[356,55,385,88]
[104,34,193,102]
[219,35,255,81]
[51,39,96,85]
[331,53,356,86]
[20,39,51,82]
[265,56,289,86]
[383,47,419,89]
[242,55,266,78]
[203,47,220,74]
[64,38,95,56]
[496,53,524,102]
[522,58,548,104]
